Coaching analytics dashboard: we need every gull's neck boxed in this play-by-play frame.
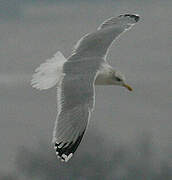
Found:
[95,63,114,85]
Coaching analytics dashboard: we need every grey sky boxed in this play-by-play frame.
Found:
[0,0,172,178]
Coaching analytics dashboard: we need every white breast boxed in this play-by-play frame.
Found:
[95,63,113,85]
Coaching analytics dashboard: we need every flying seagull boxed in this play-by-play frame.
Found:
[31,14,140,162]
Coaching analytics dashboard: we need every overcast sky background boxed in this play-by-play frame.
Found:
[0,0,172,179]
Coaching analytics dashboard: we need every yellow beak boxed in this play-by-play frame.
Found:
[123,83,133,91]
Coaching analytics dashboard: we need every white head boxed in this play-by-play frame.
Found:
[110,70,133,91]
[95,64,133,91]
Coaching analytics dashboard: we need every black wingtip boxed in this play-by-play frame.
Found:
[124,14,140,22]
[119,14,140,22]
[54,131,85,162]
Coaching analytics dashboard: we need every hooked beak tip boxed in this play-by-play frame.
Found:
[123,84,133,91]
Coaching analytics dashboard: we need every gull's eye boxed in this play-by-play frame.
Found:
[116,77,122,82]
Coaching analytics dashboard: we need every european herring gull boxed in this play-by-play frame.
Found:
[31,14,140,162]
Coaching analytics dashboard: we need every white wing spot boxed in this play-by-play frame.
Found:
[62,153,73,162]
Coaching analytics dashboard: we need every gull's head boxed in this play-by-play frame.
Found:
[110,71,133,91]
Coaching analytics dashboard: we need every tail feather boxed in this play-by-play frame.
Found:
[31,51,67,90]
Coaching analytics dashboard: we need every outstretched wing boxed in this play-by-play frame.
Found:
[52,57,103,162]
[72,14,140,59]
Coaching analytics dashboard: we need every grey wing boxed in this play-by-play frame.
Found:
[72,14,140,59]
[52,58,103,162]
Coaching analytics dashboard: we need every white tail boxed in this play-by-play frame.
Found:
[31,51,67,90]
